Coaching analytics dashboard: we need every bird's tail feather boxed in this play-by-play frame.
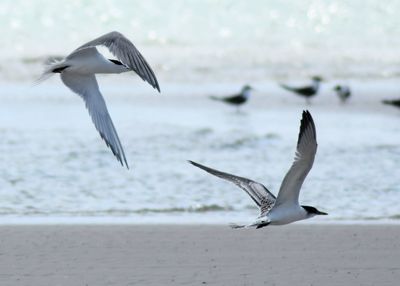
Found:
[34,58,65,85]
[209,95,222,101]
[382,100,393,105]
[279,83,293,91]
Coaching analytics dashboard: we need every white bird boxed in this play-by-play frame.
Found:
[189,110,327,229]
[38,31,160,168]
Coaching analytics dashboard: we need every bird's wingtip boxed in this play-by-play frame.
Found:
[302,110,313,121]
[297,110,316,146]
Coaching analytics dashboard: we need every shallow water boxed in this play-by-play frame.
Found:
[0,82,399,223]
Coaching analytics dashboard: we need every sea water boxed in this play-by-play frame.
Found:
[2,0,400,81]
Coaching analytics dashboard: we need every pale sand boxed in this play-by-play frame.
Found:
[0,224,399,286]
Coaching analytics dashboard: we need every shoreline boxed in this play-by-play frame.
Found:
[0,216,399,225]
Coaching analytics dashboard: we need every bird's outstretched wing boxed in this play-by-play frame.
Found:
[274,110,317,207]
[61,72,129,168]
[75,31,160,92]
[189,161,276,215]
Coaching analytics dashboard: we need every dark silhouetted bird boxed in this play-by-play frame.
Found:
[280,76,322,104]
[210,85,253,109]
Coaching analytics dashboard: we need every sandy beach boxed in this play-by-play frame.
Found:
[0,224,398,286]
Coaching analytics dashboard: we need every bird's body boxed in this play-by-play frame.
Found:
[189,111,327,229]
[38,31,160,168]
[210,85,253,109]
[334,85,351,103]
[267,201,316,225]
[280,76,322,104]
[382,99,400,109]
[65,48,128,75]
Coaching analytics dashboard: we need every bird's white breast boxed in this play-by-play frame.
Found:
[242,90,251,99]
[267,204,308,225]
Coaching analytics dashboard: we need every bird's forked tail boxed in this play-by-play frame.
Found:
[279,83,294,92]
[34,58,67,85]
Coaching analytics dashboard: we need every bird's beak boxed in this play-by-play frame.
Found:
[317,210,328,215]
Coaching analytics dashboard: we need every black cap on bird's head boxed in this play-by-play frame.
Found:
[311,76,323,82]
[334,85,342,91]
[302,205,328,216]
[242,84,253,91]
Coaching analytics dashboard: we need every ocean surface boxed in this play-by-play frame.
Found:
[0,1,399,224]
[2,0,400,82]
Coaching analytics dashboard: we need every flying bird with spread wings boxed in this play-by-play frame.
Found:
[38,31,160,168]
[189,111,327,229]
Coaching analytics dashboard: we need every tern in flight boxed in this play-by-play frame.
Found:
[280,76,322,104]
[189,110,327,229]
[38,31,160,168]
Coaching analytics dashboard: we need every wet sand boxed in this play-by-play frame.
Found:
[0,224,399,286]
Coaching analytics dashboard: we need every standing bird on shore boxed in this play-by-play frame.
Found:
[210,85,253,110]
[37,31,160,169]
[189,110,327,229]
[333,85,351,103]
[382,99,400,109]
[280,76,322,104]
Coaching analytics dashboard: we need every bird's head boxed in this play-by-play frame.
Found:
[242,85,253,92]
[311,76,323,82]
[302,205,328,217]
[333,85,342,91]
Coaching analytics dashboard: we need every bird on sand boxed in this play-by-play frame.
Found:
[210,85,253,110]
[280,76,322,104]
[382,99,400,109]
[189,110,327,229]
[38,31,160,168]
[333,85,351,103]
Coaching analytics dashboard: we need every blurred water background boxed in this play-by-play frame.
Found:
[0,0,399,224]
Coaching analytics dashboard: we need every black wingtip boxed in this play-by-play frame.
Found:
[155,83,161,93]
[188,160,208,171]
[297,110,315,146]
